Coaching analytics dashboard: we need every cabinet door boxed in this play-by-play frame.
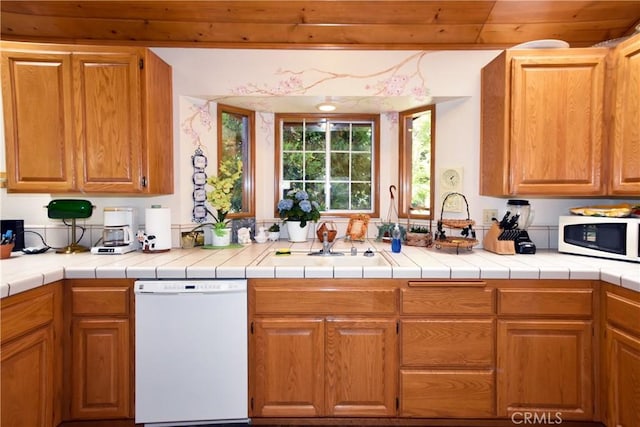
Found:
[70,318,130,419]
[1,49,76,192]
[497,320,593,420]
[1,326,55,427]
[509,53,606,195]
[606,326,640,427]
[610,35,640,195]
[326,319,397,416]
[72,52,144,193]
[251,318,324,417]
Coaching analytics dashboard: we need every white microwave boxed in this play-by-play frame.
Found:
[558,216,640,263]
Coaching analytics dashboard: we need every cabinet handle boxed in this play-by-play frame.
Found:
[408,280,487,287]
[141,176,148,187]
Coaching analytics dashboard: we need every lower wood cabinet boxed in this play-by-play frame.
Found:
[602,284,640,427]
[249,279,398,418]
[0,283,63,427]
[497,283,595,421]
[399,282,496,418]
[497,319,594,419]
[66,280,133,420]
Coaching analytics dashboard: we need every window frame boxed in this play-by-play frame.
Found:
[398,104,436,220]
[217,103,256,218]
[274,113,380,218]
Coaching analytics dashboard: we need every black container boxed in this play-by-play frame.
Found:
[1,219,25,251]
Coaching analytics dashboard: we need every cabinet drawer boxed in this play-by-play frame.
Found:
[498,288,592,317]
[71,287,130,316]
[400,370,494,417]
[606,291,640,336]
[401,319,494,367]
[401,287,494,315]
[1,286,56,343]
[253,287,396,315]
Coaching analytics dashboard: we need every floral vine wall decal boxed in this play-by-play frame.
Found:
[231,51,432,99]
[181,99,215,151]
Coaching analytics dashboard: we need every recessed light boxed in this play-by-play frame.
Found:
[316,103,336,112]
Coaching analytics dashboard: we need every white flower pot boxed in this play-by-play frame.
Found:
[268,231,280,241]
[286,221,310,242]
[212,228,231,247]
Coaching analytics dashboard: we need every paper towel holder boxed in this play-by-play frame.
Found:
[142,205,172,253]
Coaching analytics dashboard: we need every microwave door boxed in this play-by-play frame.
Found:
[564,223,627,255]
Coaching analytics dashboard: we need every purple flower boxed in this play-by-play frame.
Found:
[299,200,312,213]
[278,199,293,211]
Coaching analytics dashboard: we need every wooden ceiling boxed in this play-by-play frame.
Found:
[1,1,640,50]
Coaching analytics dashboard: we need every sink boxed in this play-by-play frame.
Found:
[257,250,392,267]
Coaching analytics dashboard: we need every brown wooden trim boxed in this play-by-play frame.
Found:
[217,103,256,219]
[398,104,435,220]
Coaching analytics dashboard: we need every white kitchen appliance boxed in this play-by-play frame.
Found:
[91,207,137,254]
[559,215,640,263]
[134,280,248,426]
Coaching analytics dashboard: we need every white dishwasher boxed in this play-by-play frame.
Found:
[134,280,248,426]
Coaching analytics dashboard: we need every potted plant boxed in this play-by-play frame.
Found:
[277,189,321,242]
[267,223,281,241]
[203,158,243,246]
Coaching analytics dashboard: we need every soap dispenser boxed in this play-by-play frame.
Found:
[391,223,402,253]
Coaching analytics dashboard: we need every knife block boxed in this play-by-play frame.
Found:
[483,223,515,255]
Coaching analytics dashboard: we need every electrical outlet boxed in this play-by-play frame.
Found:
[482,209,498,225]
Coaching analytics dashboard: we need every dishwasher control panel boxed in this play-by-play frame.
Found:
[134,279,247,294]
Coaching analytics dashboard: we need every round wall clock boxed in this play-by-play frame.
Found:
[442,168,462,190]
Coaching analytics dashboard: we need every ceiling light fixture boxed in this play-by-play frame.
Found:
[316,102,336,112]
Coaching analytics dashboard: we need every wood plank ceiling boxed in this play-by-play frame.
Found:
[1,1,640,50]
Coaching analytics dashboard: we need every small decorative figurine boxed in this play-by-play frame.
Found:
[254,226,268,243]
[237,227,252,245]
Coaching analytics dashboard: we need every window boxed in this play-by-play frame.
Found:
[399,105,435,219]
[275,114,379,217]
[217,104,255,217]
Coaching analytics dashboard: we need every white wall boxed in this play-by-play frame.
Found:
[1,47,636,247]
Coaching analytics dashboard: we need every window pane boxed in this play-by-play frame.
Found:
[305,152,326,180]
[330,182,350,209]
[305,182,326,210]
[276,115,378,216]
[330,152,349,181]
[352,124,372,151]
[283,152,303,180]
[411,112,432,210]
[330,123,350,151]
[218,106,254,217]
[351,153,371,181]
[306,122,326,151]
[399,105,434,219]
[283,122,303,150]
[351,183,372,210]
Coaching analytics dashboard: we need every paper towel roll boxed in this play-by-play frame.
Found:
[145,207,171,250]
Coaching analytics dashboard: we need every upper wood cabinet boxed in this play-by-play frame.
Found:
[1,41,173,194]
[481,48,608,196]
[609,34,640,195]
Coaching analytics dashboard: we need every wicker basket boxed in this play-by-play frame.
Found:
[405,209,432,247]
[434,193,478,253]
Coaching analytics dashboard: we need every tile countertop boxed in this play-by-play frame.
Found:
[1,239,639,299]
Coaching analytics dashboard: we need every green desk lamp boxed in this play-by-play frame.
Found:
[46,199,94,254]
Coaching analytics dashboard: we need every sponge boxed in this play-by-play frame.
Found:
[275,248,291,255]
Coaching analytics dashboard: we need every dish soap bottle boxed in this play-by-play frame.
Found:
[391,223,402,253]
